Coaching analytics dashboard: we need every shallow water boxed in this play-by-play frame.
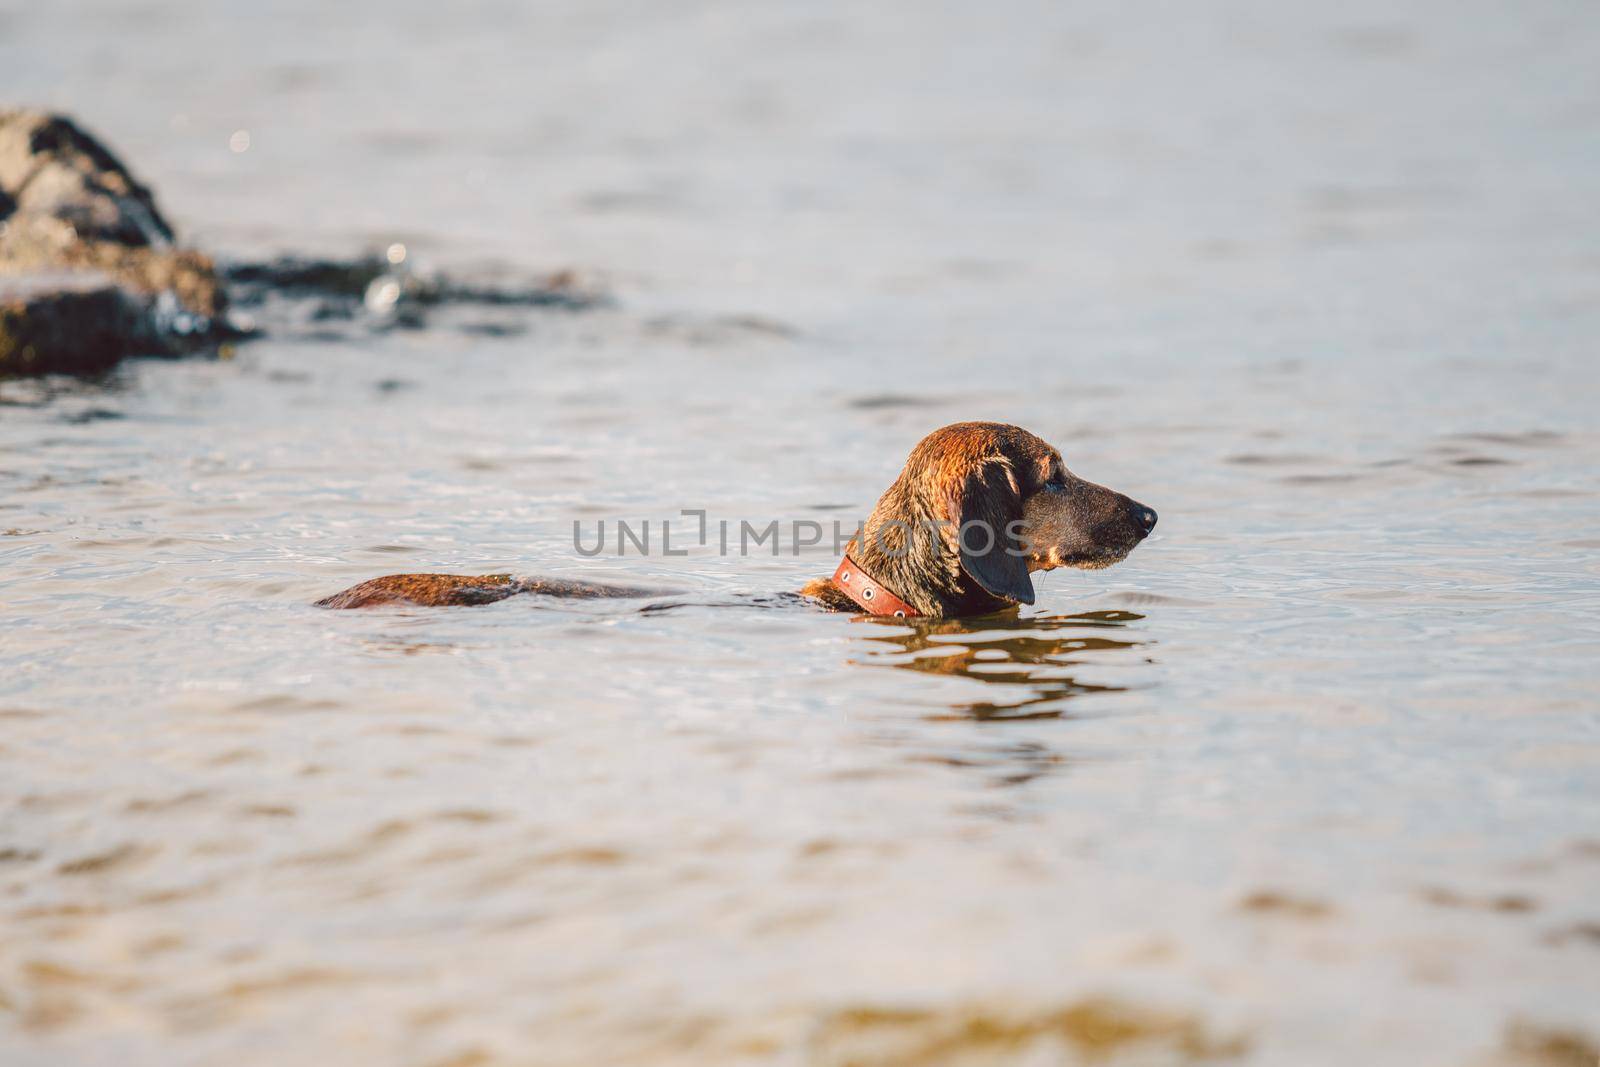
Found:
[3,2,1600,1064]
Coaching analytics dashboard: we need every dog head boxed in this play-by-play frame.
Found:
[849,422,1156,616]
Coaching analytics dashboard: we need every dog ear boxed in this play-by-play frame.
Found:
[946,458,1036,605]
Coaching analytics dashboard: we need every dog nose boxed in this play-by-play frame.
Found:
[1131,503,1157,539]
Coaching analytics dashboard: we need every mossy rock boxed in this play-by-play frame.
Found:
[0,272,157,376]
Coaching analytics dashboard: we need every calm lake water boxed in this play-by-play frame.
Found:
[3,2,1599,1065]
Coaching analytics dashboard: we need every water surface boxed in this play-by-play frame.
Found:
[2,2,1599,1064]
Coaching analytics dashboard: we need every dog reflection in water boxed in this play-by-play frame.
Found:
[851,610,1147,722]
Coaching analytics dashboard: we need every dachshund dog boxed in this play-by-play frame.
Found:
[316,422,1156,616]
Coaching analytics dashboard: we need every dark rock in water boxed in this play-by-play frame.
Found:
[0,110,175,246]
[0,272,157,376]
[223,254,394,299]
[221,254,604,339]
[0,109,605,374]
[1,212,223,320]
[0,109,231,375]
[222,254,602,310]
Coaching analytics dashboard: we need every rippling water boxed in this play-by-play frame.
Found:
[3,2,1599,1065]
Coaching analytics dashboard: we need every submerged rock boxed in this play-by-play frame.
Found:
[224,254,601,318]
[220,253,604,340]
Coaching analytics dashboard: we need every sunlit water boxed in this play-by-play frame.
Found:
[3,2,1599,1065]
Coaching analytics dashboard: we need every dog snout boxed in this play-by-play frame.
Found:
[1129,501,1157,539]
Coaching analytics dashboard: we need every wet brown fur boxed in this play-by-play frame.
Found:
[314,574,661,609]
[800,422,1154,617]
[316,422,1154,615]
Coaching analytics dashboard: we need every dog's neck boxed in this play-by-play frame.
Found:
[839,473,1012,618]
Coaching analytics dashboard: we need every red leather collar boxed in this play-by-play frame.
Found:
[831,556,919,618]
